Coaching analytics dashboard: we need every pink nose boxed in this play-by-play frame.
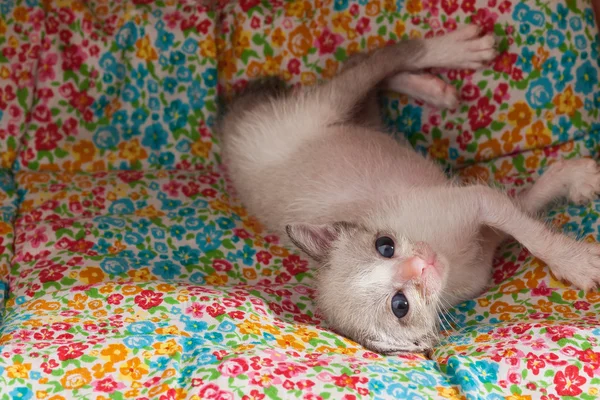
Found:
[398,256,430,281]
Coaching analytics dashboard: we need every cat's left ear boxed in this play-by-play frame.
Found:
[285,222,356,262]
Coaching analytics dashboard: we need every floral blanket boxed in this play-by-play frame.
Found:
[0,0,600,399]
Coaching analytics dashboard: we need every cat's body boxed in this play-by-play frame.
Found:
[220,26,600,354]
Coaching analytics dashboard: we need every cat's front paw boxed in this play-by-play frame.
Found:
[548,241,600,291]
[435,25,498,70]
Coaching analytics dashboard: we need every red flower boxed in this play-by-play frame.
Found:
[283,254,309,275]
[0,85,16,109]
[493,52,517,74]
[315,28,344,55]
[456,131,472,150]
[333,374,360,390]
[213,259,232,272]
[256,251,272,265]
[471,8,498,34]
[34,123,62,151]
[511,67,523,81]
[355,17,371,35]
[499,0,512,13]
[207,303,226,317]
[61,44,87,71]
[441,0,459,14]
[526,352,545,375]
[574,300,590,310]
[493,82,509,103]
[32,104,51,122]
[242,390,265,400]
[460,83,480,102]
[57,342,88,361]
[117,171,144,183]
[107,294,124,305]
[274,362,308,378]
[41,359,59,374]
[554,365,586,396]
[240,0,260,12]
[69,90,94,113]
[461,0,475,12]
[39,265,68,283]
[546,326,576,342]
[134,290,164,310]
[468,97,495,131]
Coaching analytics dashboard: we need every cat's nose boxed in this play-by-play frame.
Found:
[398,256,431,281]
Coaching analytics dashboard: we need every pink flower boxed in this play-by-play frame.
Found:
[92,376,125,393]
[314,28,344,55]
[554,365,586,396]
[39,53,58,82]
[29,226,48,248]
[218,358,249,377]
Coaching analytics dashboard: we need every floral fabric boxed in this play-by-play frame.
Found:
[0,0,600,399]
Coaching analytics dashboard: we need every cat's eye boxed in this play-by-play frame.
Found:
[375,236,394,258]
[391,292,409,319]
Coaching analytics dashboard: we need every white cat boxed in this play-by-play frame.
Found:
[219,26,600,354]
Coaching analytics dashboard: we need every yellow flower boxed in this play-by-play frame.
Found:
[60,368,92,390]
[406,0,422,13]
[507,101,532,128]
[119,357,149,381]
[191,140,212,158]
[525,120,551,148]
[475,139,502,161]
[135,36,158,61]
[118,139,148,162]
[553,85,583,116]
[271,27,286,47]
[68,293,89,311]
[429,138,449,160]
[153,339,181,355]
[200,37,216,58]
[101,344,129,363]
[135,205,165,218]
[275,334,305,351]
[73,140,96,163]
[238,319,261,335]
[79,267,105,285]
[7,362,31,379]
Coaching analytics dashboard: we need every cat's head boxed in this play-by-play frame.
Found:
[286,220,449,354]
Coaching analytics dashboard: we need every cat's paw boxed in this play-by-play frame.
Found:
[384,73,458,109]
[548,241,600,291]
[565,159,600,205]
[429,25,497,70]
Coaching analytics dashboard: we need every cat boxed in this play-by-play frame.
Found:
[219,25,600,354]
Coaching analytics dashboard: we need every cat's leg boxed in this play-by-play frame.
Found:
[458,184,600,291]
[383,72,459,110]
[308,25,496,126]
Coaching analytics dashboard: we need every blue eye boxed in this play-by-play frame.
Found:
[376,236,394,258]
[391,292,409,319]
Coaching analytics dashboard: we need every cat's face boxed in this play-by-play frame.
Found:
[286,221,449,354]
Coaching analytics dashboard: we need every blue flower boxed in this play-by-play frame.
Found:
[9,387,33,400]
[176,66,192,82]
[519,24,530,35]
[142,123,169,150]
[148,79,158,93]
[517,47,534,73]
[451,369,479,391]
[92,95,110,117]
[546,29,565,49]
[526,78,554,109]
[368,379,385,394]
[155,29,175,51]
[128,321,156,334]
[553,68,573,92]
[397,105,422,136]
[116,21,138,49]
[190,272,206,284]
[551,3,569,30]
[100,258,129,274]
[333,0,348,11]
[561,50,577,67]
[196,225,223,252]
[170,225,187,240]
[122,83,140,103]
[595,92,600,109]
[386,383,408,398]
[160,198,182,211]
[93,126,119,149]
[236,244,257,266]
[174,245,201,265]
[524,10,545,27]
[152,260,181,280]
[131,109,148,126]
[575,60,598,95]
[164,99,189,131]
[124,231,144,245]
[159,152,174,165]
[552,117,572,141]
[187,81,207,110]
[132,218,151,234]
[184,319,208,333]
[542,57,558,75]
[512,2,530,21]
[406,370,436,386]
[138,250,156,262]
[163,77,178,94]
[471,360,499,383]
[181,337,205,352]
[151,227,166,239]
[585,8,596,25]
[109,198,135,214]
[570,16,582,31]
[218,321,237,332]
[150,356,171,371]
[216,217,235,230]
[132,64,148,88]
[169,50,186,66]
[575,34,588,50]
[202,68,217,88]
[185,216,205,230]
[149,98,160,111]
[112,110,128,126]
[204,332,223,342]
[182,38,198,54]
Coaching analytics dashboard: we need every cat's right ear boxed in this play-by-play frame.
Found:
[285,222,355,262]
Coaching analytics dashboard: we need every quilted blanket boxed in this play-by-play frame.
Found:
[1,0,600,399]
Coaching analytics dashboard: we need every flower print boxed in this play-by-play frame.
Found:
[554,365,586,396]
[92,376,125,393]
[142,123,169,150]
[441,0,458,14]
[201,68,217,88]
[155,29,174,51]
[551,3,569,29]
[468,97,495,131]
[164,99,189,131]
[517,47,534,73]
[188,81,208,110]
[546,29,565,49]
[61,44,87,70]
[236,244,257,266]
[134,290,163,310]
[397,105,422,136]
[526,78,554,109]
[8,388,32,400]
[38,53,57,81]
[135,36,158,61]
[553,86,583,116]
[34,123,62,151]
[575,60,598,95]
[552,117,572,142]
[57,342,88,361]
[169,50,186,66]
[542,57,558,75]
[196,224,223,252]
[525,121,551,147]
[60,368,92,390]
[553,68,573,92]
[314,28,344,55]
[471,360,499,383]
[507,102,532,129]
